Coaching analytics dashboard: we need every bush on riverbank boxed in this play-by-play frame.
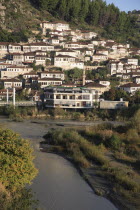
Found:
[0,128,38,209]
[0,106,38,120]
[45,105,140,122]
[43,113,140,208]
[0,104,140,122]
[44,129,108,167]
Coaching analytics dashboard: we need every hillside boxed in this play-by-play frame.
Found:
[0,0,139,47]
[1,0,53,30]
[0,0,55,42]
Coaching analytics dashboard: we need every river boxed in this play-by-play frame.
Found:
[1,117,117,210]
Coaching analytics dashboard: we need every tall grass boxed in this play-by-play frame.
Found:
[44,129,109,166]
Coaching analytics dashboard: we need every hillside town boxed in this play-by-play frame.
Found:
[0,20,140,109]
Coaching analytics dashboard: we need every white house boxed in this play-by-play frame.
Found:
[3,79,22,89]
[35,55,47,66]
[117,47,127,55]
[92,54,108,62]
[107,61,124,75]
[96,49,109,56]
[0,63,12,70]
[64,42,93,50]
[127,58,138,66]
[99,80,110,87]
[48,38,60,45]
[40,71,65,80]
[22,42,54,53]
[0,42,8,56]
[40,21,70,35]
[100,100,129,109]
[81,31,97,40]
[134,77,140,84]
[54,55,84,70]
[55,49,77,57]
[1,66,33,79]
[23,73,39,79]
[8,53,24,65]
[38,78,62,88]
[119,83,140,94]
[24,52,35,63]
[8,43,22,53]
[91,40,106,47]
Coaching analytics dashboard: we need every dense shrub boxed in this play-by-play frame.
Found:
[106,134,121,150]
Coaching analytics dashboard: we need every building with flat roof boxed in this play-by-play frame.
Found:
[44,86,100,109]
[100,100,129,109]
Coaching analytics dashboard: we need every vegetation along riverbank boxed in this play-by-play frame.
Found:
[0,128,38,209]
[42,109,140,210]
[0,104,140,123]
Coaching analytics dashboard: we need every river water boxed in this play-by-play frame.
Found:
[1,117,117,210]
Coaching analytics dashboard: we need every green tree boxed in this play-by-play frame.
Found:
[66,68,83,81]
[58,0,67,19]
[103,88,130,101]
[79,0,89,21]
[0,129,38,192]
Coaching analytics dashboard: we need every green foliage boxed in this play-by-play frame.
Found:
[44,129,109,166]
[30,0,139,46]
[103,88,130,101]
[0,29,28,43]
[0,129,38,191]
[65,68,83,82]
[0,188,38,210]
[31,62,44,71]
[106,134,121,150]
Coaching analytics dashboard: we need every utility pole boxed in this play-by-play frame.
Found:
[13,88,15,108]
[6,88,9,104]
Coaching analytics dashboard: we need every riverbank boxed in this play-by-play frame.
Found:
[42,120,140,210]
[0,117,117,210]
[1,105,138,122]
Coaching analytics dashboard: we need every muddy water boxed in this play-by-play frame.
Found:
[1,117,117,210]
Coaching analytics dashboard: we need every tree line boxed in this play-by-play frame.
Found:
[30,0,139,47]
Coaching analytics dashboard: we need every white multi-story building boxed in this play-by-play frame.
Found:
[1,66,33,79]
[40,21,70,35]
[44,87,100,109]
[107,61,124,75]
[54,55,84,70]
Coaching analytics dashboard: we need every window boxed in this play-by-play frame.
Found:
[83,95,90,100]
[56,95,61,99]
[63,95,67,99]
